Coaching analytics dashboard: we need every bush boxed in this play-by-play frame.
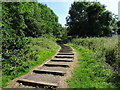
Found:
[2,36,59,87]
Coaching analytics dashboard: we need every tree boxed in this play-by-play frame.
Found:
[66,1,116,37]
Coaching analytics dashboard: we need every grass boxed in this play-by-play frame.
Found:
[67,36,119,88]
[67,44,116,88]
[2,36,59,87]
[71,36,119,69]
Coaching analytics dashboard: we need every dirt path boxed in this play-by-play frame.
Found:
[4,42,78,89]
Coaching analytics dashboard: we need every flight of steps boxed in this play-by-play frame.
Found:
[14,43,75,88]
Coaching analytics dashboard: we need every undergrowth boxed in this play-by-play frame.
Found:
[71,36,119,67]
[67,44,116,88]
[67,36,119,88]
[2,36,59,87]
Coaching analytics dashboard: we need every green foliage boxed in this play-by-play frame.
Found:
[2,2,62,88]
[66,1,117,37]
[71,36,119,68]
[67,44,116,88]
[59,27,70,43]
[2,37,59,87]
[38,3,62,37]
[2,2,62,75]
[68,36,120,88]
[2,2,62,38]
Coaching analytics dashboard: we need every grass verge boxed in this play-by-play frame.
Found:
[67,43,116,88]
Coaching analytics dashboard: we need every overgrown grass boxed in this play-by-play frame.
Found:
[2,36,59,87]
[67,44,116,88]
[67,36,119,88]
[71,36,119,70]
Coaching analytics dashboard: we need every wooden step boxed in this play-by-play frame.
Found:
[57,53,74,55]
[55,55,73,58]
[51,59,73,62]
[44,63,69,67]
[33,69,66,76]
[17,79,58,88]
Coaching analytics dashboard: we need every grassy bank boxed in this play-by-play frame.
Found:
[67,36,119,88]
[2,37,59,87]
[71,36,119,71]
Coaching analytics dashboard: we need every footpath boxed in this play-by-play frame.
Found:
[5,42,77,88]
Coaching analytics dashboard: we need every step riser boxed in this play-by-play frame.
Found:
[44,64,69,67]
[33,70,65,76]
[51,60,73,62]
[55,56,73,58]
[17,79,57,88]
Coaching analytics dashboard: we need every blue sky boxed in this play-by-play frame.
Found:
[38,0,119,26]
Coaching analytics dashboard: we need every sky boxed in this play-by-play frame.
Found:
[38,0,120,26]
